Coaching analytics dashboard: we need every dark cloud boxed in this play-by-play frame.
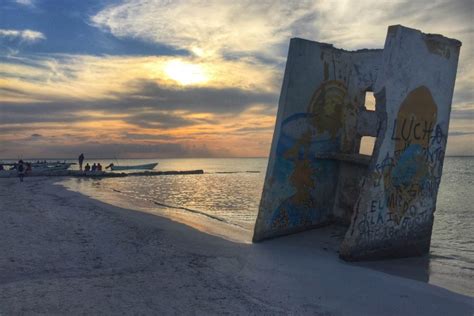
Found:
[449,131,474,137]
[0,79,278,128]
[452,88,474,112]
[0,112,83,124]
[0,125,29,133]
[450,108,474,119]
[122,133,181,141]
[233,126,274,135]
[110,80,277,114]
[124,111,212,129]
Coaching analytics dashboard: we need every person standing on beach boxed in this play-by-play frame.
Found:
[78,153,85,171]
[17,160,25,182]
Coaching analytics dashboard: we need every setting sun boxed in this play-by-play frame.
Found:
[164,60,208,85]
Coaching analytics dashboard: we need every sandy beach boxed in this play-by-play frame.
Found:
[0,177,473,315]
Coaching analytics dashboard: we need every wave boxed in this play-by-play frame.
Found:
[111,187,246,229]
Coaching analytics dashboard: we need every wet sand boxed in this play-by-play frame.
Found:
[0,177,473,315]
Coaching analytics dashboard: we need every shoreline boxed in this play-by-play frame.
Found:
[1,177,473,314]
[59,176,474,297]
[59,177,253,244]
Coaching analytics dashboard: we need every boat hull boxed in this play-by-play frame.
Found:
[110,163,158,171]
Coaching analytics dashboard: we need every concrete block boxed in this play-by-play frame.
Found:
[340,25,461,260]
[253,25,461,261]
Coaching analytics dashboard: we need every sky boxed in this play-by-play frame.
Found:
[0,0,472,158]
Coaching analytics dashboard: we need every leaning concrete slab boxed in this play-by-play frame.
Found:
[253,38,382,241]
[340,25,461,260]
[253,25,461,261]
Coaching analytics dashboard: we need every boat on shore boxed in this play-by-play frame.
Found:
[108,162,158,171]
[0,161,73,172]
[32,162,73,171]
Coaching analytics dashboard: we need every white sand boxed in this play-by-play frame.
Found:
[0,177,473,315]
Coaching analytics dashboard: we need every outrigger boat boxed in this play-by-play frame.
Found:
[107,162,158,171]
[0,161,73,171]
[32,162,73,171]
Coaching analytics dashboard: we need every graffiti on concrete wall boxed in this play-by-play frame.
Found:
[254,25,461,261]
[384,86,438,222]
[348,86,446,247]
[266,81,352,232]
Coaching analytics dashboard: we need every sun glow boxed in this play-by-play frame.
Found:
[164,60,208,85]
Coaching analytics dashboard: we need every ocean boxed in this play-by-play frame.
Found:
[60,157,473,296]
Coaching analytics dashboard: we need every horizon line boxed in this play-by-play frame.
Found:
[0,156,271,160]
[1,155,474,161]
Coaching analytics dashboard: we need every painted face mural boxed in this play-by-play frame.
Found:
[384,86,438,223]
[270,81,351,230]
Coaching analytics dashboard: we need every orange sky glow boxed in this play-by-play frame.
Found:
[1,0,472,158]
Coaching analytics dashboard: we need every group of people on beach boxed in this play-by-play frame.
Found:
[1,153,108,182]
[83,162,103,172]
[78,153,105,172]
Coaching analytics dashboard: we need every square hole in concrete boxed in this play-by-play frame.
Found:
[359,136,376,156]
[365,91,376,111]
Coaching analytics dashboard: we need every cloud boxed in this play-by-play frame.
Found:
[92,0,317,60]
[124,110,211,129]
[0,100,276,158]
[90,0,473,118]
[449,131,474,137]
[113,80,277,114]
[14,0,35,7]
[91,0,472,57]
[0,29,45,43]
[0,139,215,159]
[0,53,279,105]
[0,75,277,121]
[0,85,276,151]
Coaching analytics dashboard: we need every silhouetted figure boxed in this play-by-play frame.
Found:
[91,163,97,172]
[17,160,25,182]
[78,153,85,171]
[105,163,114,170]
[0,164,4,171]
[97,163,103,171]
[84,163,91,172]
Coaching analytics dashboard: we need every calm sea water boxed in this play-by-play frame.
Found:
[60,157,473,296]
